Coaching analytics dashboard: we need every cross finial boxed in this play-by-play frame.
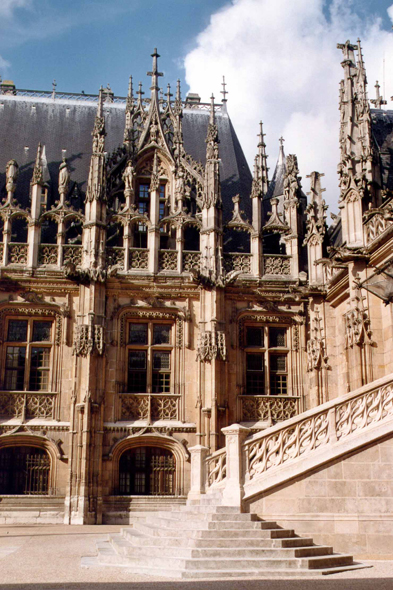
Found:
[278,136,285,165]
[176,79,181,102]
[279,136,285,147]
[147,48,163,91]
[371,80,387,109]
[52,79,57,99]
[221,76,228,102]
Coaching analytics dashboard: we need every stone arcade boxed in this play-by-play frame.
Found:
[0,42,393,569]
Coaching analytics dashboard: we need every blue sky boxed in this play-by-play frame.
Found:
[0,0,229,95]
[1,0,393,211]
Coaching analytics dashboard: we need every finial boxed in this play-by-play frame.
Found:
[371,80,387,109]
[209,93,215,124]
[97,86,104,117]
[137,81,144,103]
[128,76,133,99]
[147,47,163,91]
[221,76,228,102]
[52,79,57,99]
[166,83,173,103]
[176,79,181,102]
[258,121,265,145]
[278,136,285,165]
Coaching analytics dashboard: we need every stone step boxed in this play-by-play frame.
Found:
[143,514,278,530]
[111,536,334,560]
[99,547,354,572]
[133,520,292,539]
[157,510,259,522]
[94,540,362,578]
[122,528,308,549]
[176,504,240,514]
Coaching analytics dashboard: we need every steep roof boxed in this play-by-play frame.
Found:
[0,94,252,222]
[371,108,393,191]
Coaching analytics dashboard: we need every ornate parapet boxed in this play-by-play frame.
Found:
[119,393,180,422]
[239,395,299,423]
[0,391,57,420]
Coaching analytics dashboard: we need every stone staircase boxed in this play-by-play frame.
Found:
[92,492,365,578]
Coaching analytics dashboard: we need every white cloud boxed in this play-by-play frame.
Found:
[184,0,393,213]
[0,0,31,19]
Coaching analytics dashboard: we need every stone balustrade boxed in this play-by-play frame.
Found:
[223,253,252,274]
[0,391,57,420]
[240,394,300,423]
[263,254,291,276]
[190,373,393,506]
[119,393,180,423]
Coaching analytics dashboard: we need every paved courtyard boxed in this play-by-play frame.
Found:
[0,525,392,590]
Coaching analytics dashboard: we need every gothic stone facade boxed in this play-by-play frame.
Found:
[0,43,392,525]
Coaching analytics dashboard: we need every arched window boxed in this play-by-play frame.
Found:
[40,219,58,245]
[0,446,50,495]
[11,216,28,243]
[118,447,175,496]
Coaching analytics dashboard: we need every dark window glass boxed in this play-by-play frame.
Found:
[32,321,52,342]
[270,328,286,347]
[7,320,27,342]
[270,354,286,372]
[29,348,50,391]
[270,374,287,395]
[246,327,264,347]
[153,351,170,370]
[129,324,148,345]
[246,373,265,395]
[246,353,263,372]
[128,351,147,369]
[153,325,170,345]
[127,351,147,393]
[159,185,165,199]
[152,372,171,393]
[139,184,149,200]
[5,346,26,390]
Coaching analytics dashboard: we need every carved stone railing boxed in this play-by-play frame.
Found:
[159,249,177,271]
[223,253,252,274]
[0,391,56,420]
[119,393,180,422]
[39,244,58,266]
[263,254,291,276]
[244,374,393,485]
[8,243,28,264]
[205,448,227,490]
[183,250,201,272]
[63,244,82,266]
[240,395,300,423]
[190,374,393,505]
[364,210,393,246]
[129,248,148,270]
[106,246,124,269]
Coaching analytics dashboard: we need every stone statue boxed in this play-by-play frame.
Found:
[122,160,135,192]
[6,159,19,194]
[58,159,70,195]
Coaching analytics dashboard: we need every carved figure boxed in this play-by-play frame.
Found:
[5,159,18,193]
[122,160,135,192]
[58,159,70,195]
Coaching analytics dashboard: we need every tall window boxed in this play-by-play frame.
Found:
[134,183,149,248]
[245,326,288,395]
[127,321,173,393]
[3,318,53,391]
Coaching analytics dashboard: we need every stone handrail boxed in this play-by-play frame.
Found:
[189,373,393,505]
[205,448,227,490]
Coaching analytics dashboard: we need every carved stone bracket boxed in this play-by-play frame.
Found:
[196,329,227,362]
[307,311,329,371]
[73,324,104,356]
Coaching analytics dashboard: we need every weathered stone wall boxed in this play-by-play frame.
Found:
[247,434,393,558]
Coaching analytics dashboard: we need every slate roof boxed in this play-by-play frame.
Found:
[371,108,393,191]
[0,95,252,223]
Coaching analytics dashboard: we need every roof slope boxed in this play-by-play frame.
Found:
[0,96,252,221]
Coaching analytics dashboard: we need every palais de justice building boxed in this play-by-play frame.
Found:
[0,41,392,546]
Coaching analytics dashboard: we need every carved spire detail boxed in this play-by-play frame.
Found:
[202,94,221,209]
[304,171,327,244]
[370,81,387,109]
[251,121,269,198]
[86,88,106,203]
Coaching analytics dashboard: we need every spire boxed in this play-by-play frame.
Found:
[136,81,144,106]
[86,87,106,203]
[147,48,163,93]
[32,142,44,186]
[203,93,220,209]
[220,76,228,103]
[176,79,181,103]
[304,171,327,243]
[278,136,285,165]
[371,81,387,109]
[251,121,269,197]
[126,76,134,110]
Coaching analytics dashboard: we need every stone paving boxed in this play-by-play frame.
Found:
[0,525,392,590]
